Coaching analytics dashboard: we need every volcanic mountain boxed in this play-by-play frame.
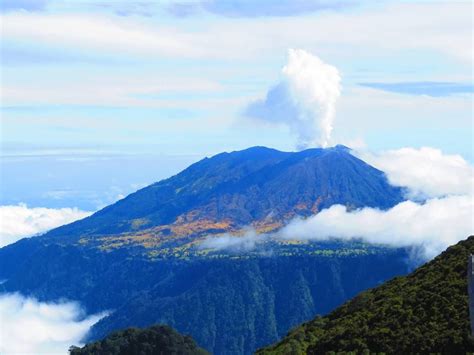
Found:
[39,145,402,250]
[0,145,410,354]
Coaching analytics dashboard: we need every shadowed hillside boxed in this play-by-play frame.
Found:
[258,236,474,354]
[69,325,208,355]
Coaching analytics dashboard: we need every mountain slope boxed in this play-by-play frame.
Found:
[69,324,208,355]
[258,236,474,354]
[87,247,408,354]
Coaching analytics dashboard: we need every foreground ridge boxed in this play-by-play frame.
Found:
[258,236,474,354]
[69,325,208,355]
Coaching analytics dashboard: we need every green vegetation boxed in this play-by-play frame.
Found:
[69,325,208,355]
[258,236,474,354]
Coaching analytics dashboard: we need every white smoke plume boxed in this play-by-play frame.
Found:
[0,293,107,354]
[0,204,92,247]
[245,49,341,149]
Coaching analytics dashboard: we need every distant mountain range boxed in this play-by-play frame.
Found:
[1,146,410,354]
[259,235,474,354]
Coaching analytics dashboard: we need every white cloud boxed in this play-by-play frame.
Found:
[1,75,222,107]
[354,147,474,199]
[1,13,203,58]
[199,229,262,252]
[0,293,106,354]
[0,204,92,247]
[280,194,474,260]
[245,49,341,149]
[1,2,471,63]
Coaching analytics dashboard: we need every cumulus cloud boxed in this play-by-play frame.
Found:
[355,147,474,199]
[0,204,92,247]
[0,293,106,354]
[280,195,473,260]
[245,49,341,149]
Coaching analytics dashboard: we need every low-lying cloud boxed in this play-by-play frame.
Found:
[245,49,341,149]
[199,229,262,252]
[355,147,474,199]
[0,293,106,354]
[280,195,473,260]
[0,204,92,247]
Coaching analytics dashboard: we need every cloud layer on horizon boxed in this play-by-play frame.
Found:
[0,293,106,354]
[0,204,91,247]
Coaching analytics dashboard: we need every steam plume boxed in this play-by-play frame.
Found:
[245,49,341,149]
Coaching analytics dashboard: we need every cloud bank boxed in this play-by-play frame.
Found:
[245,49,341,149]
[0,204,91,247]
[280,195,473,260]
[0,293,106,354]
[355,147,474,199]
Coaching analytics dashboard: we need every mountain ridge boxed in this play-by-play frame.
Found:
[258,236,474,354]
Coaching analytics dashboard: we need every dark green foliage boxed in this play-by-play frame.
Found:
[0,240,409,354]
[69,325,208,355]
[258,236,474,355]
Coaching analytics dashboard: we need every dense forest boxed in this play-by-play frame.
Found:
[69,325,208,355]
[258,236,474,354]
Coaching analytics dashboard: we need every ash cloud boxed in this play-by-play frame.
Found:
[245,49,341,149]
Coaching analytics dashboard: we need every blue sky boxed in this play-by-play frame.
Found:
[1,0,473,209]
